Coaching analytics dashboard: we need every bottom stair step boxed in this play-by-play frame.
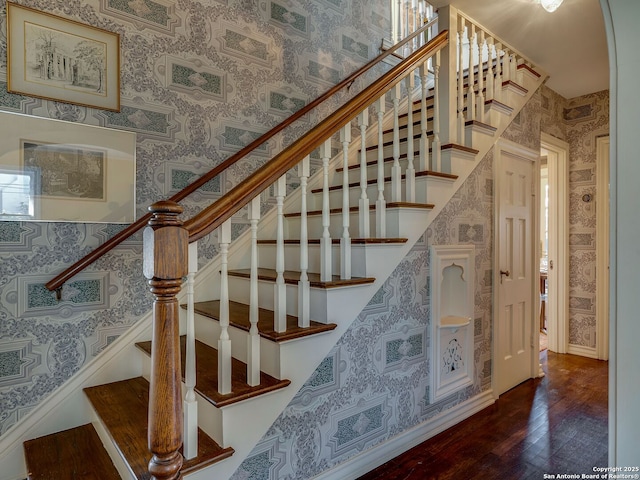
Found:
[24,423,120,480]
[84,376,234,480]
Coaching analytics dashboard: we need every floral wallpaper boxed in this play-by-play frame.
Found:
[230,95,544,480]
[539,85,610,348]
[0,0,390,435]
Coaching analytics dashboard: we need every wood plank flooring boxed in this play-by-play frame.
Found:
[359,351,608,480]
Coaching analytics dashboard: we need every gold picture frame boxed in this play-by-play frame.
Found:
[6,3,121,111]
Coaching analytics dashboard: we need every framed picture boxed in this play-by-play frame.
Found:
[6,3,121,111]
[0,110,136,223]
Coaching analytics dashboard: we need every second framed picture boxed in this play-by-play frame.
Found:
[6,3,121,111]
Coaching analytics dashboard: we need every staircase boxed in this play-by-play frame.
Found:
[1,7,546,480]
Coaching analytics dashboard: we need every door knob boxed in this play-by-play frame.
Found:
[499,269,510,284]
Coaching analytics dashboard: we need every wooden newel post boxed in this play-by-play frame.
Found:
[143,201,188,480]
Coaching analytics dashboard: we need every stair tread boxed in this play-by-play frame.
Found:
[24,423,120,480]
[84,376,234,479]
[284,202,433,218]
[136,337,291,408]
[257,237,408,245]
[191,299,337,342]
[311,170,457,194]
[228,267,377,288]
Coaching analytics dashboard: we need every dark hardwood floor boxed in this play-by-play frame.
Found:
[359,351,608,480]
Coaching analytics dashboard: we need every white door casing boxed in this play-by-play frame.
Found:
[596,135,610,361]
[540,133,569,355]
[493,139,539,397]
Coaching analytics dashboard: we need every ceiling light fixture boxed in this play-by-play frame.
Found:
[540,0,564,12]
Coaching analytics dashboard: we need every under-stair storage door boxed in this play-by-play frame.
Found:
[430,244,474,403]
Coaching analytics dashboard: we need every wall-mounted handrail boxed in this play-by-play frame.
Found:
[184,31,449,242]
[45,15,439,294]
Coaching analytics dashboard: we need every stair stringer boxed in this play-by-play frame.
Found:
[184,71,547,479]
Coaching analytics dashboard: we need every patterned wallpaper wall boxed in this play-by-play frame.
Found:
[0,0,391,435]
[229,95,544,479]
[0,2,608,473]
[539,85,610,349]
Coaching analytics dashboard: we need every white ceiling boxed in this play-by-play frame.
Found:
[428,0,609,99]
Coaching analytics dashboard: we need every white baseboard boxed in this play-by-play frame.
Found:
[567,344,598,359]
[312,390,495,480]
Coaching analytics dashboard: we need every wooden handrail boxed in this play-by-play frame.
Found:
[185,31,449,242]
[45,16,439,293]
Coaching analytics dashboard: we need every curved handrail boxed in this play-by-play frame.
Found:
[45,17,439,293]
[185,31,449,241]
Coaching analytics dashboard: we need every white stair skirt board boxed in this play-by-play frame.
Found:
[310,390,495,480]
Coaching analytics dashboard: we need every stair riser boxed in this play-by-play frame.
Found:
[227,274,370,324]
[193,310,283,378]
[338,156,431,186]
[283,211,385,240]
[255,239,409,278]
[308,175,454,211]
[358,140,423,164]
[254,243,348,275]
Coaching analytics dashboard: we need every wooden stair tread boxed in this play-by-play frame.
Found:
[190,300,337,342]
[228,267,377,288]
[257,237,407,245]
[311,170,457,194]
[136,338,291,408]
[24,423,120,480]
[284,202,433,218]
[84,376,234,479]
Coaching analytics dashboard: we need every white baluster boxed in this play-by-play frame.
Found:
[457,19,466,144]
[247,197,261,386]
[376,96,387,238]
[412,0,419,52]
[274,174,287,333]
[183,240,198,460]
[405,73,416,202]
[503,48,511,83]
[467,24,476,123]
[391,83,402,202]
[476,30,486,123]
[298,155,310,328]
[419,62,430,172]
[340,124,352,279]
[218,219,232,395]
[396,0,403,43]
[358,108,370,238]
[432,50,442,172]
[320,138,332,282]
[486,38,495,102]
[495,43,503,101]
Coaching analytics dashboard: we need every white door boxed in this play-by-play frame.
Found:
[494,139,537,396]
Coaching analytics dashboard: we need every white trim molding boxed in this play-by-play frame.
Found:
[540,132,570,355]
[312,390,495,480]
[596,135,610,361]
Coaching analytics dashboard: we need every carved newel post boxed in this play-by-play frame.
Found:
[143,201,188,480]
